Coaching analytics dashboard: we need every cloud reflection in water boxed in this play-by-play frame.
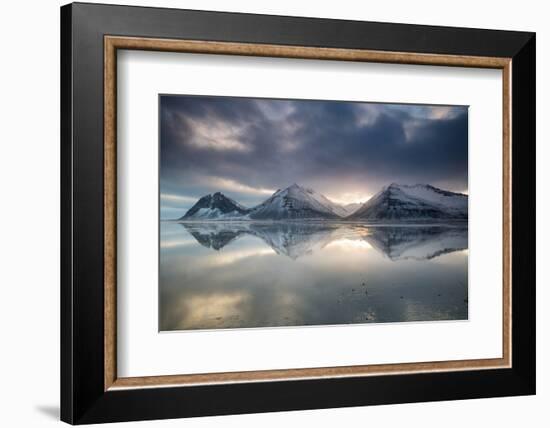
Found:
[159,222,468,331]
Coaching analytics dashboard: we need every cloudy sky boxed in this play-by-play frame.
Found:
[160,95,468,219]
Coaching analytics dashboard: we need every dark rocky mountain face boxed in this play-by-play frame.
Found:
[180,192,249,220]
[348,183,468,221]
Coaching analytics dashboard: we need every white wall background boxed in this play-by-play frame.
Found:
[0,0,546,427]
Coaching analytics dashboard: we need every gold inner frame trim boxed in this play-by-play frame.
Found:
[104,35,512,391]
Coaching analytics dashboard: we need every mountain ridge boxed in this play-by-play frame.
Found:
[348,183,467,221]
[179,183,468,222]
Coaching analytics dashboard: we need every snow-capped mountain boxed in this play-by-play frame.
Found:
[178,183,467,222]
[347,183,467,221]
[248,183,344,220]
[180,192,249,220]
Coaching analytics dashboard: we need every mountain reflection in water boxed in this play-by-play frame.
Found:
[160,221,468,331]
[180,222,467,261]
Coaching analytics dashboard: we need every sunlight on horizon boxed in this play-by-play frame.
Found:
[325,238,373,251]
[327,193,372,206]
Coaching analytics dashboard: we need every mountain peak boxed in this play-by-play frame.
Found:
[211,191,233,202]
[180,192,249,220]
[285,183,320,197]
[249,183,345,220]
[348,183,468,221]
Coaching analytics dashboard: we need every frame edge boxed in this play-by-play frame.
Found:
[510,32,536,394]
[60,2,74,425]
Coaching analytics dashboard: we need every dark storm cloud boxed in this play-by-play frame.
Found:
[160,95,468,218]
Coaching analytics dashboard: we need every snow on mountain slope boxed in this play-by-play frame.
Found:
[343,202,363,215]
[394,184,467,210]
[178,183,467,222]
[249,183,344,220]
[348,183,467,221]
[180,192,249,220]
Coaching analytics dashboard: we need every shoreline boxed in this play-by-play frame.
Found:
[163,219,469,227]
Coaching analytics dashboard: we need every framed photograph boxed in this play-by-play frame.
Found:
[158,94,470,332]
[61,2,535,424]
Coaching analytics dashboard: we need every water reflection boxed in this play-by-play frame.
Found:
[180,222,467,261]
[160,221,468,331]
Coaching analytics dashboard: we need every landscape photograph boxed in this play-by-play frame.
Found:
[159,94,469,331]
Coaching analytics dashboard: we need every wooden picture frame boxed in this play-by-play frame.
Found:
[61,2,535,424]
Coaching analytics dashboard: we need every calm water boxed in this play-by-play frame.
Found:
[159,221,468,331]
